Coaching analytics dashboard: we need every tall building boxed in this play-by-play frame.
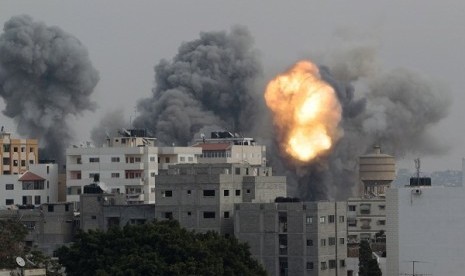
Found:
[386,183,465,276]
[65,129,201,205]
[235,201,347,276]
[0,131,38,175]
[155,163,286,235]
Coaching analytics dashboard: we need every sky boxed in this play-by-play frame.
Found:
[1,1,465,172]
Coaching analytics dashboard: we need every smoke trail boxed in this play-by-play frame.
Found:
[291,47,451,200]
[0,15,99,164]
[90,109,129,147]
[134,26,262,145]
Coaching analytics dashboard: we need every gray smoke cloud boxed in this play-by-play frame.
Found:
[90,109,129,147]
[291,46,451,200]
[134,26,262,145]
[0,15,99,165]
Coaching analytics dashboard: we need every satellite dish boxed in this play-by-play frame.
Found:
[16,256,25,267]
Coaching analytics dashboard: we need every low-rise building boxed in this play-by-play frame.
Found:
[0,131,39,176]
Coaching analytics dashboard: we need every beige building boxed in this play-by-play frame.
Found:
[235,201,347,276]
[0,131,38,175]
[155,163,286,235]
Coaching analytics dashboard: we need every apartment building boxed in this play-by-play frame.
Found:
[0,131,38,175]
[155,163,286,235]
[66,129,201,204]
[0,163,59,207]
[346,197,386,243]
[235,201,347,276]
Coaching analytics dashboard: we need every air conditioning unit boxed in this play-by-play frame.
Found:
[412,189,422,195]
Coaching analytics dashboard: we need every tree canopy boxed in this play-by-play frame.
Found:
[56,220,266,276]
[0,219,28,268]
[358,240,382,276]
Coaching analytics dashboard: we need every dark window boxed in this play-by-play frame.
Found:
[48,205,54,212]
[111,157,120,162]
[223,190,229,196]
[34,196,41,205]
[21,160,25,166]
[203,190,215,197]
[89,157,100,163]
[246,189,251,194]
[165,157,170,163]
[163,190,173,197]
[91,215,97,220]
[329,260,336,269]
[328,215,335,223]
[5,184,14,190]
[348,205,356,211]
[329,237,336,246]
[187,211,192,216]
[224,211,230,219]
[306,262,314,270]
[340,238,345,245]
[13,147,18,152]
[235,189,241,196]
[30,147,34,152]
[5,199,14,205]
[47,166,49,174]
[339,216,345,223]
[235,167,240,175]
[187,190,192,195]
[306,239,313,246]
[340,260,346,267]
[164,212,173,219]
[203,212,215,219]
[65,204,70,212]
[320,261,327,270]
[21,147,25,153]
[13,160,18,166]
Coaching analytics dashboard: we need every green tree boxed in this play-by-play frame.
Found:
[359,240,382,276]
[56,220,266,276]
[0,219,28,268]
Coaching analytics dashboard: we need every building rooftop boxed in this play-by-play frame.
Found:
[18,171,45,182]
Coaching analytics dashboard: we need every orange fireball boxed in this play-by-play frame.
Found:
[264,60,342,162]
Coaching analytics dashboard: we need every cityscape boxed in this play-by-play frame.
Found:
[1,2,465,276]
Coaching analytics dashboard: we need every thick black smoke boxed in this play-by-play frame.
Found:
[292,47,451,200]
[0,15,99,165]
[134,26,262,145]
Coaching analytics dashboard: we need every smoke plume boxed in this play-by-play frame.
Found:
[134,26,262,145]
[0,15,99,164]
[289,47,451,200]
[91,109,129,147]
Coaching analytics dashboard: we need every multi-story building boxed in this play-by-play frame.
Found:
[0,163,59,207]
[0,131,38,175]
[0,202,75,255]
[66,129,201,204]
[346,197,386,244]
[386,183,465,276]
[193,131,266,166]
[155,163,286,235]
[235,201,347,276]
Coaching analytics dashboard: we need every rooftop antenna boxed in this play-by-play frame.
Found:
[401,260,431,276]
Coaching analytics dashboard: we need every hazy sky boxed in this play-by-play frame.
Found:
[1,1,465,172]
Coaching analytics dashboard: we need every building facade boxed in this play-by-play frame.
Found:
[66,129,201,204]
[0,163,59,207]
[235,201,347,276]
[386,185,465,276]
[0,131,38,176]
[155,163,286,235]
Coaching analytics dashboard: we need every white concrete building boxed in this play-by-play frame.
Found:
[66,129,201,205]
[0,163,58,207]
[386,185,465,276]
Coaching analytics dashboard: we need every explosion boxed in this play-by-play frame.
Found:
[264,61,342,162]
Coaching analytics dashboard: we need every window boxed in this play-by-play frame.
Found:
[135,157,141,163]
[188,157,194,162]
[187,190,192,195]
[48,205,54,212]
[306,239,313,246]
[65,204,70,212]
[180,157,185,162]
[89,173,100,180]
[111,173,120,178]
[30,147,34,153]
[203,190,215,197]
[339,216,345,223]
[163,190,173,197]
[150,156,156,162]
[360,204,371,214]
[13,147,18,152]
[320,239,326,246]
[89,157,100,163]
[340,259,346,267]
[246,189,251,194]
[235,167,241,175]
[5,199,14,205]
[13,160,18,166]
[111,157,120,162]
[165,157,170,163]
[157,157,160,163]
[235,189,241,196]
[22,181,44,190]
[150,172,156,177]
[5,184,14,190]
[224,211,230,219]
[379,204,386,210]
[21,147,25,153]
[329,237,336,246]
[320,261,327,270]
[224,190,229,196]
[164,212,173,219]
[319,216,325,223]
[348,205,356,211]
[378,220,386,225]
[91,215,97,220]
[328,215,335,223]
[306,262,314,270]
[306,216,313,224]
[22,196,32,205]
[151,188,155,193]
[29,160,34,164]
[46,166,49,174]
[340,238,345,245]
[34,195,41,205]
[21,160,25,166]
[329,260,336,269]
[203,212,215,219]
[187,211,192,216]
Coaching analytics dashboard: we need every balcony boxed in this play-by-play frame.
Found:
[126,194,144,202]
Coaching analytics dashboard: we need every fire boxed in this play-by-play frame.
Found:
[264,60,342,162]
